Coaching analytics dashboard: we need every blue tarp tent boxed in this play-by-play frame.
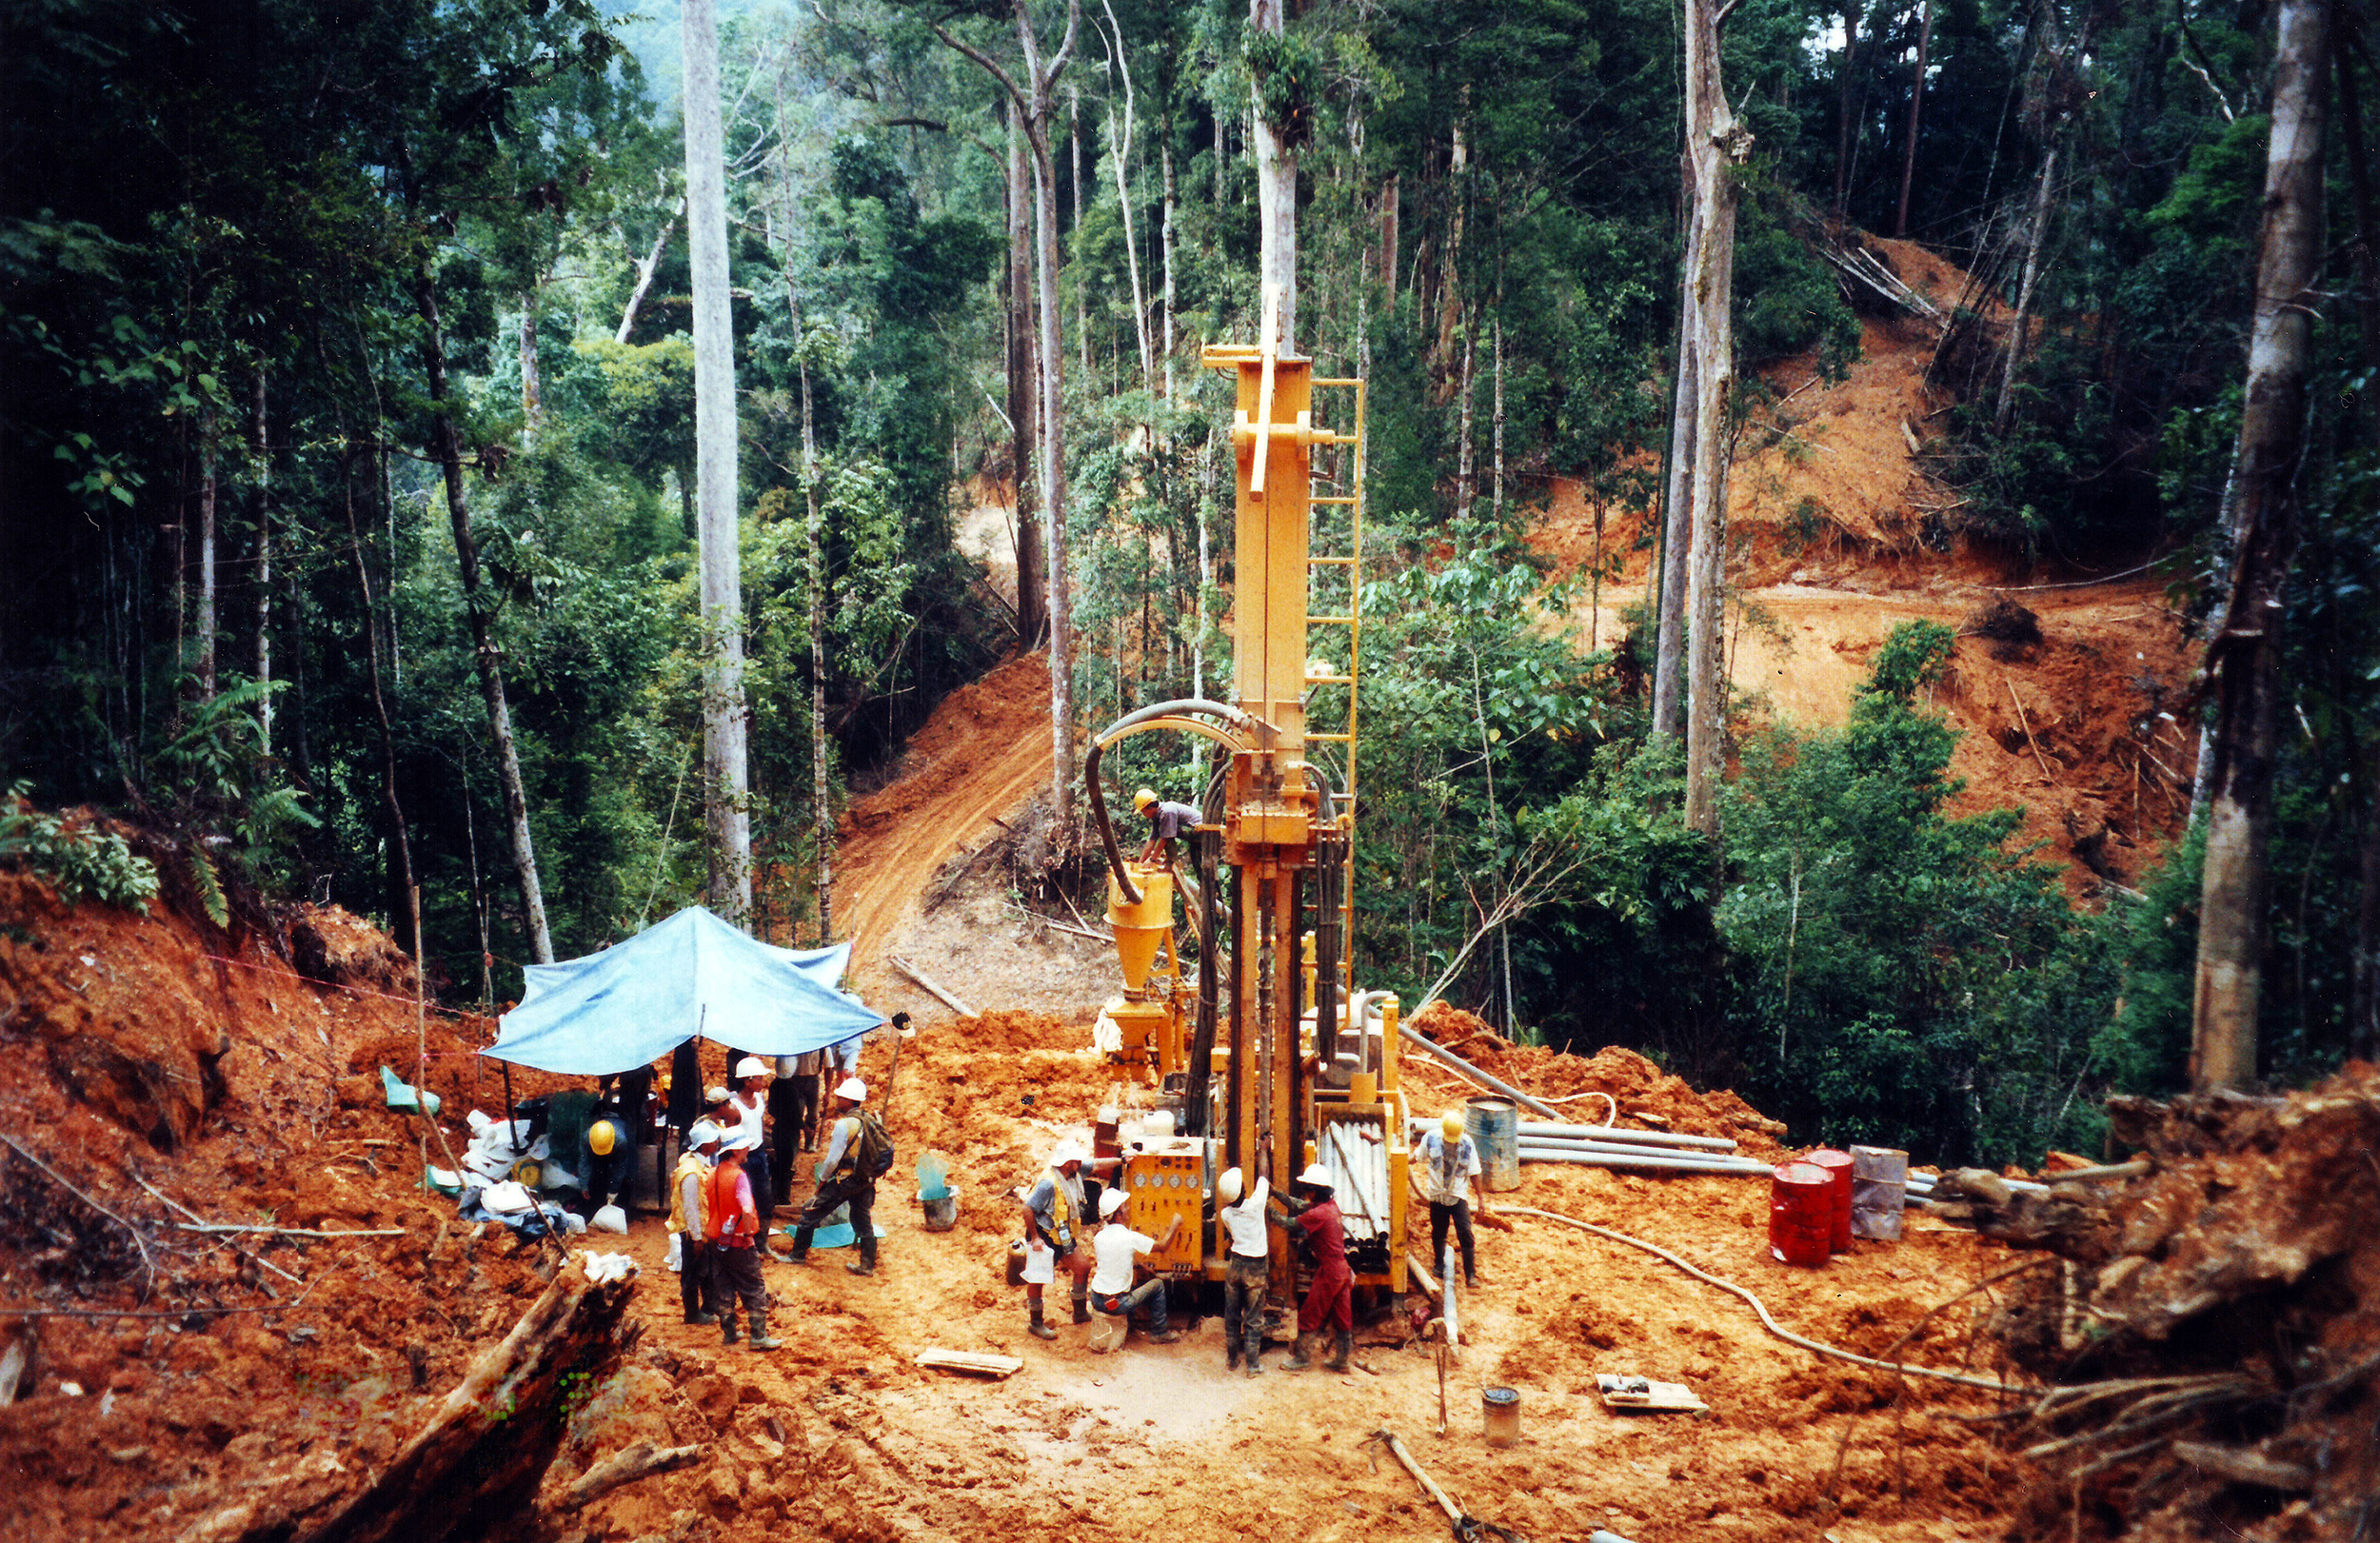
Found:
[481,906,883,1076]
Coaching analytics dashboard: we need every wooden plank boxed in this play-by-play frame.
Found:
[915,1349,1024,1378]
[1596,1373,1709,1413]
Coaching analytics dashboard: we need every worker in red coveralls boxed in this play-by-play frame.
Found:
[1280,1161,1353,1374]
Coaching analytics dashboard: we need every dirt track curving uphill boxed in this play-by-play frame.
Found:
[831,651,1056,998]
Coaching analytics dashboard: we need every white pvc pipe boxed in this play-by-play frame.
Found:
[1517,1119,1738,1154]
[1516,1148,1771,1177]
[1518,1133,1752,1161]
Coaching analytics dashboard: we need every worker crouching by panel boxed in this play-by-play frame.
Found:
[1282,1163,1353,1374]
[1215,1167,1274,1375]
[1088,1188,1182,1345]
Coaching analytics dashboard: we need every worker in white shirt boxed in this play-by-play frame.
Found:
[1215,1166,1277,1375]
[1416,1110,1489,1288]
[1086,1188,1181,1345]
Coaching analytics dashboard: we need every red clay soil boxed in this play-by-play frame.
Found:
[7,818,2372,1540]
[1539,239,2201,900]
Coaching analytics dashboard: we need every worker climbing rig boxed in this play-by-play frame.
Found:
[1084,285,1409,1302]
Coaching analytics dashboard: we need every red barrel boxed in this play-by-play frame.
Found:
[1805,1148,1855,1253]
[1769,1162,1834,1266]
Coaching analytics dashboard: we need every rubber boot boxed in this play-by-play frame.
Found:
[1226,1342,1241,1371]
[721,1314,742,1347]
[1070,1284,1091,1325]
[845,1257,875,1276]
[1280,1334,1314,1372]
[746,1308,783,1353]
[1324,1330,1352,1373]
[1028,1300,1057,1341]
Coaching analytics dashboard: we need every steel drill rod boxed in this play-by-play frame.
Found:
[1517,1119,1739,1153]
[1517,1133,1766,1164]
[1396,1025,1563,1119]
[1515,1147,1772,1177]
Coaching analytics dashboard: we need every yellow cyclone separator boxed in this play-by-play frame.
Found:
[1106,863,1176,991]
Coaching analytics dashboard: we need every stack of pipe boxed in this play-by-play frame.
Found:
[1411,1114,1775,1177]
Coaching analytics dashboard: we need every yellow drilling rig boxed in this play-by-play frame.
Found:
[1084,286,1409,1306]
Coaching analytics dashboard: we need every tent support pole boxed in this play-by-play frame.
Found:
[502,1061,516,1142]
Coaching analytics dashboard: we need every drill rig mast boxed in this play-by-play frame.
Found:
[1084,286,1408,1303]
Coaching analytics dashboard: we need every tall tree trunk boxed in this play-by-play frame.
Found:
[1007,101,1046,646]
[684,0,752,923]
[1100,2,1154,388]
[1437,112,1468,376]
[1038,84,1079,834]
[2192,0,2329,1090]
[1160,138,1178,399]
[1834,2,1863,220]
[519,289,544,440]
[416,275,553,963]
[1456,313,1477,514]
[1072,85,1089,374]
[1682,0,1748,835]
[252,372,272,749]
[346,459,416,958]
[1651,192,1703,740]
[1492,312,1505,522]
[797,299,832,944]
[1379,170,1400,296]
[1894,0,1934,239]
[197,425,217,701]
[932,2,1082,832]
[1249,0,1298,351]
[1993,141,2058,433]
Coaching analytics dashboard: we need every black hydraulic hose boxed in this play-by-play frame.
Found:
[1086,698,1256,905]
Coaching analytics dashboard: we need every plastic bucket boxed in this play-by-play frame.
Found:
[1482,1385,1521,1447]
[1770,1162,1834,1266]
[1805,1148,1855,1253]
[921,1188,960,1233]
[1465,1098,1521,1194]
[1004,1238,1026,1287]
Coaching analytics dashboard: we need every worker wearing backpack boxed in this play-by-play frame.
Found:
[786,1077,890,1276]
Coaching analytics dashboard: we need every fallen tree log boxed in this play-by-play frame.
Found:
[276,1259,642,1543]
[558,1439,706,1511]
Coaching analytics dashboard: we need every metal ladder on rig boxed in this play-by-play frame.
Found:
[1302,374,1366,1007]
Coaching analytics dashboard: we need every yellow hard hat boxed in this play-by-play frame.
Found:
[1441,1111,1464,1140]
[588,1120,617,1157]
[1133,788,1159,814]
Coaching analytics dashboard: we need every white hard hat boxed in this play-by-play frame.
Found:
[688,1120,723,1148]
[704,1084,731,1104]
[834,1077,867,1102]
[1216,1167,1244,1205]
[1051,1140,1087,1169]
[722,1128,760,1154]
[1297,1162,1334,1189]
[1099,1188,1129,1218]
[734,1057,769,1081]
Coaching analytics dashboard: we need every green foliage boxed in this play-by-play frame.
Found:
[1733,201,1860,374]
[1244,27,1326,149]
[1717,623,2116,1165]
[0,782,159,913]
